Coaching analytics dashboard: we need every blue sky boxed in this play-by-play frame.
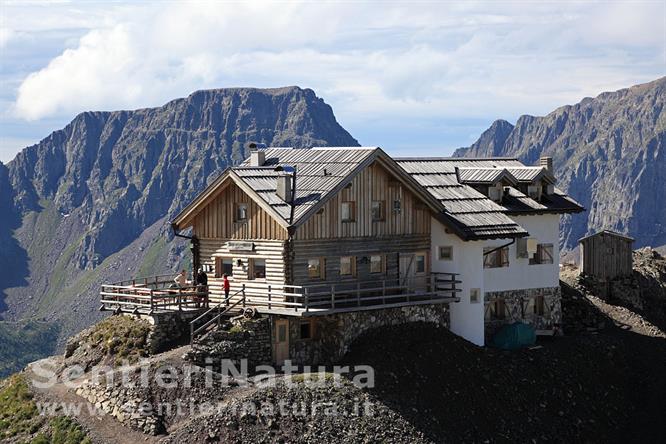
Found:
[0,0,664,163]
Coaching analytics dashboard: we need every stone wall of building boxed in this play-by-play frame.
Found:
[135,311,200,354]
[284,303,450,366]
[186,317,272,370]
[484,287,562,338]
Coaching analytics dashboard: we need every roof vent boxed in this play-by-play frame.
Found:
[539,156,553,172]
[276,174,292,203]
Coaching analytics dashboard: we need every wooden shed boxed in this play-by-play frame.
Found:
[578,230,634,280]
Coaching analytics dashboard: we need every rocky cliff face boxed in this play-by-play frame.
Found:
[455,77,666,250]
[0,86,358,369]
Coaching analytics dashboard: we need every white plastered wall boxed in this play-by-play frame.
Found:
[430,218,486,346]
[483,214,561,292]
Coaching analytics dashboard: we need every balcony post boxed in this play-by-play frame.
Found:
[305,287,309,313]
[331,284,336,309]
[268,285,272,310]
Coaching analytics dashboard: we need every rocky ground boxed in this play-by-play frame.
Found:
[5,250,666,443]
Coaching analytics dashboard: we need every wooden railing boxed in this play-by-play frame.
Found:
[101,272,461,315]
[220,272,461,314]
[100,275,208,313]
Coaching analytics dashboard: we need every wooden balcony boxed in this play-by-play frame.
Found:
[100,272,461,317]
[100,274,209,314]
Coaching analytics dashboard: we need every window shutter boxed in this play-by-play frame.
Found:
[501,247,509,267]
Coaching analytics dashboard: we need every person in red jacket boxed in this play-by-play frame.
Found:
[223,274,230,304]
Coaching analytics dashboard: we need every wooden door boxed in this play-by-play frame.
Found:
[399,253,415,286]
[274,319,290,365]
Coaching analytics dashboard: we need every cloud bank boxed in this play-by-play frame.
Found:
[2,0,665,156]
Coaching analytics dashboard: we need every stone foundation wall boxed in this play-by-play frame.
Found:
[285,304,450,366]
[186,317,272,369]
[484,287,562,338]
[132,312,198,354]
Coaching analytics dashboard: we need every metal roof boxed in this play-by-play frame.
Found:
[396,157,584,240]
[233,148,379,225]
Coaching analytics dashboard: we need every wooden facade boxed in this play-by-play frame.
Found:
[579,230,634,280]
[295,163,430,239]
[193,182,288,240]
[190,160,434,295]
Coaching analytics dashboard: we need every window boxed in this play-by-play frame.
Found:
[483,246,510,269]
[215,257,233,278]
[340,256,355,276]
[534,295,545,316]
[527,184,542,201]
[235,203,248,221]
[529,244,554,265]
[371,200,385,221]
[470,288,481,304]
[415,254,426,274]
[439,246,453,261]
[249,258,266,280]
[300,320,314,340]
[393,200,401,213]
[307,258,324,279]
[370,255,384,274]
[341,201,355,222]
[486,299,506,320]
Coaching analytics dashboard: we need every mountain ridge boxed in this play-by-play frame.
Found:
[455,77,666,250]
[0,86,359,374]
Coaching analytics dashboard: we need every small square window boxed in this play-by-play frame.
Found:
[370,255,384,274]
[341,201,355,222]
[415,254,426,274]
[439,246,453,261]
[235,203,248,221]
[250,258,266,280]
[483,247,509,269]
[371,201,385,221]
[530,244,554,265]
[470,288,480,304]
[300,321,312,339]
[393,200,401,213]
[215,257,233,278]
[308,258,324,279]
[340,256,355,276]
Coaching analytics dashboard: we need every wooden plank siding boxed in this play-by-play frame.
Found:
[291,235,431,286]
[193,181,288,240]
[198,238,287,305]
[294,162,430,240]
[579,233,633,280]
[192,160,435,304]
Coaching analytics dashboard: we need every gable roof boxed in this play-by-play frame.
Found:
[396,157,584,239]
[397,158,528,239]
[456,167,519,186]
[578,230,635,243]
[173,147,447,232]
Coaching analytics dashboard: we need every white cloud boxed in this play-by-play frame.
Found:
[5,1,666,138]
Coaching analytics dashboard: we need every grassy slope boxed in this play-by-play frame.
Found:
[0,374,91,444]
[0,321,60,378]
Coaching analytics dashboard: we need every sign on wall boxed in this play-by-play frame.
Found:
[227,241,255,252]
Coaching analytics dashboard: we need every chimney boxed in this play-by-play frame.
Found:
[539,156,553,172]
[249,142,265,167]
[276,173,292,203]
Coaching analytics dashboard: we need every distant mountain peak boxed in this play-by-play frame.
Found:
[0,86,359,359]
[456,77,666,250]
